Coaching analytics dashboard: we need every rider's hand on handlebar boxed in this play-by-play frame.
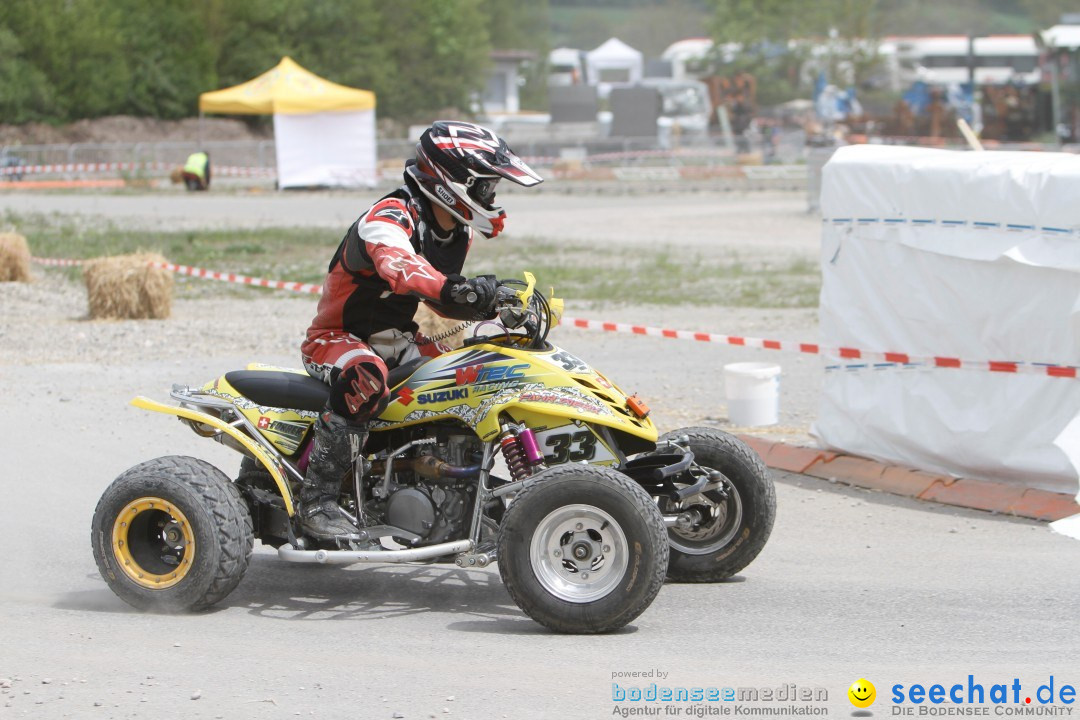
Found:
[443,275,499,318]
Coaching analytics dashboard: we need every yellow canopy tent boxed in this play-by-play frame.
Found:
[199,56,375,115]
[199,57,377,188]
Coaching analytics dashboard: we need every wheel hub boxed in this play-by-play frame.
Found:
[668,474,743,556]
[112,497,195,589]
[529,504,628,604]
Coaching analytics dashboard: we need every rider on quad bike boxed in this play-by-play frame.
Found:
[299,121,544,540]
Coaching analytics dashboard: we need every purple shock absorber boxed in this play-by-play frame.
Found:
[517,428,544,465]
[297,437,314,474]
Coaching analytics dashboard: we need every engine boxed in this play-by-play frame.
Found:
[376,429,483,546]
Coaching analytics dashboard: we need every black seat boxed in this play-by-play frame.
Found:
[225,358,430,414]
[225,371,330,413]
[386,357,429,388]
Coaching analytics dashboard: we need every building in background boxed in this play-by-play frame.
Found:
[586,38,644,99]
[480,49,536,115]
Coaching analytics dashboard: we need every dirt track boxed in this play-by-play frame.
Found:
[2,189,1079,720]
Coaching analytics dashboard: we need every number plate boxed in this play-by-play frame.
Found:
[533,426,617,466]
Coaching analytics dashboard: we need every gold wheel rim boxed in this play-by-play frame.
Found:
[111,497,195,589]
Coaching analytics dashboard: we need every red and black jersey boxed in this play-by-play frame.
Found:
[306,181,473,341]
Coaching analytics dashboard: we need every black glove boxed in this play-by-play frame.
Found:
[441,275,499,317]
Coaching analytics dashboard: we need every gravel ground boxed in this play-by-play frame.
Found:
[3,190,1079,720]
[1,188,823,440]
[0,279,821,441]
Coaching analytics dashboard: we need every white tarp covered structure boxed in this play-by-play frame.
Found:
[586,38,643,96]
[199,57,376,189]
[813,145,1080,497]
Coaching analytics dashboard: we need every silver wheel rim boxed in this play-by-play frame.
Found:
[668,477,743,556]
[529,504,629,604]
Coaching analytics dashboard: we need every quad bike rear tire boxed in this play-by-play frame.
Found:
[497,465,668,634]
[91,455,253,611]
[660,427,776,582]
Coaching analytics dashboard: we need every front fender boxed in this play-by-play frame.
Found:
[130,395,296,516]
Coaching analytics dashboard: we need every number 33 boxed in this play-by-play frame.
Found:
[545,430,597,463]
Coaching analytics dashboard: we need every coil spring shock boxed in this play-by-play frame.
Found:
[500,434,531,481]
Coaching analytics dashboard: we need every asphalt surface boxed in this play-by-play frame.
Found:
[2,355,1079,720]
[0,188,820,250]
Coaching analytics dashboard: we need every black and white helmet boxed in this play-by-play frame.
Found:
[406,121,543,238]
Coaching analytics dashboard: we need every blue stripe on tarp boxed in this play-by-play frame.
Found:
[822,218,1074,236]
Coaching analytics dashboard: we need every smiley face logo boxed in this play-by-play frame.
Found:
[848,679,876,708]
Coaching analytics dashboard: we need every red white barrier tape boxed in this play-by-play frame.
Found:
[29,256,1078,379]
[2,162,168,176]
[31,256,85,267]
[521,147,734,166]
[151,262,321,294]
[561,317,1078,379]
[3,162,274,178]
[213,166,276,178]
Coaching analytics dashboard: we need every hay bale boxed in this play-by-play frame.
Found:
[83,253,173,320]
[415,303,467,349]
[0,232,32,282]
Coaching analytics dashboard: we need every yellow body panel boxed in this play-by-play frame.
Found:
[130,396,296,516]
[202,373,315,456]
[372,342,657,444]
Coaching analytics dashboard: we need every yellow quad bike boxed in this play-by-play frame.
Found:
[91,274,776,633]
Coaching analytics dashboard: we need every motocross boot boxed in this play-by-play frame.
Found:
[299,410,367,540]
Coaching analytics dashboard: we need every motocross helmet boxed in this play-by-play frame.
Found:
[406,121,543,238]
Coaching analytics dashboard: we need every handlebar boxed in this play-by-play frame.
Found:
[471,273,562,350]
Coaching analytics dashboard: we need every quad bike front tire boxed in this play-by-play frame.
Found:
[660,427,776,582]
[497,465,668,634]
[91,455,254,611]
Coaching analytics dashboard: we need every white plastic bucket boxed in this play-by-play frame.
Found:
[723,362,781,427]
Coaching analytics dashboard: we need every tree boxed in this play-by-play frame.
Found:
[707,0,880,104]
[0,26,57,123]
[113,0,216,118]
[376,0,492,123]
[1016,0,1073,28]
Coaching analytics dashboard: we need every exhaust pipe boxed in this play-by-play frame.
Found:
[278,539,473,565]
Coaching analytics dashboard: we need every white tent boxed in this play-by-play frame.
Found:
[199,57,377,189]
[1043,24,1080,50]
[586,38,644,97]
[814,145,1080,497]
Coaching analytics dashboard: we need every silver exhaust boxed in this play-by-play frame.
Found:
[278,539,474,565]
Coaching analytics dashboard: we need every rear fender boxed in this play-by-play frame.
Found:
[130,395,296,516]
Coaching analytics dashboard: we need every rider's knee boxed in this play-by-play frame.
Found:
[329,362,388,421]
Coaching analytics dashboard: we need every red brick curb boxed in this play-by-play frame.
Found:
[737,435,1080,522]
